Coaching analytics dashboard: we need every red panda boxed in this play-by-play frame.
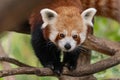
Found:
[30,0,97,75]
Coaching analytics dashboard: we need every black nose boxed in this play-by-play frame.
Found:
[64,43,71,50]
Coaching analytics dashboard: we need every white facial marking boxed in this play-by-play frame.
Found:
[80,23,87,44]
[81,8,97,27]
[41,23,48,29]
[72,30,78,35]
[80,31,86,44]
[49,28,58,43]
[58,37,77,52]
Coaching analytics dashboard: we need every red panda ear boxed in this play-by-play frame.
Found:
[40,8,58,29]
[81,8,97,27]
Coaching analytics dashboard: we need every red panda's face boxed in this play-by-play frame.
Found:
[40,8,96,52]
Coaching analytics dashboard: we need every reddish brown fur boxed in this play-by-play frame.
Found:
[30,0,120,30]
[42,25,50,40]
[55,33,62,43]
[29,0,83,32]
[29,0,85,45]
[73,35,81,45]
[54,11,84,34]
[53,6,84,44]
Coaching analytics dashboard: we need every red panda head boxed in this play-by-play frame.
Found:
[40,8,96,52]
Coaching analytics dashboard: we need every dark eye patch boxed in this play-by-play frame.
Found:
[72,34,80,45]
[55,32,65,42]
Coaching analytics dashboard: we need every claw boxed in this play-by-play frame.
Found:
[65,63,77,71]
[53,62,63,76]
[43,62,63,75]
[68,65,76,71]
[44,63,54,70]
[53,69,61,76]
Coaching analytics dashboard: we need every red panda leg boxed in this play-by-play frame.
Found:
[63,46,87,71]
[63,51,79,71]
[31,24,62,75]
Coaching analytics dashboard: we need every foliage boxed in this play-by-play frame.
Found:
[0,17,120,80]
[92,17,120,80]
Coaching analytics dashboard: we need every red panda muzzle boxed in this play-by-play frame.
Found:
[64,43,71,50]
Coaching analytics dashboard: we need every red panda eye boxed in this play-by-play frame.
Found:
[72,35,78,39]
[59,33,65,38]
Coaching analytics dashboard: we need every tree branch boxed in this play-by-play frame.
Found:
[0,67,53,77]
[0,50,120,77]
[0,57,32,67]
[0,34,120,78]
[64,52,120,77]
[83,34,120,56]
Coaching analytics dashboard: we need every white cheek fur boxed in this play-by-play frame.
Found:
[49,31,58,43]
[80,31,87,44]
[79,23,87,44]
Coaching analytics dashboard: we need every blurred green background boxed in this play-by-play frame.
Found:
[0,17,120,80]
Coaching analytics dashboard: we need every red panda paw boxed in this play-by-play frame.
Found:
[44,63,54,70]
[67,63,77,71]
[44,62,63,75]
[53,62,63,76]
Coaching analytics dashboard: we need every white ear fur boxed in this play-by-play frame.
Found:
[81,8,97,27]
[40,8,58,29]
